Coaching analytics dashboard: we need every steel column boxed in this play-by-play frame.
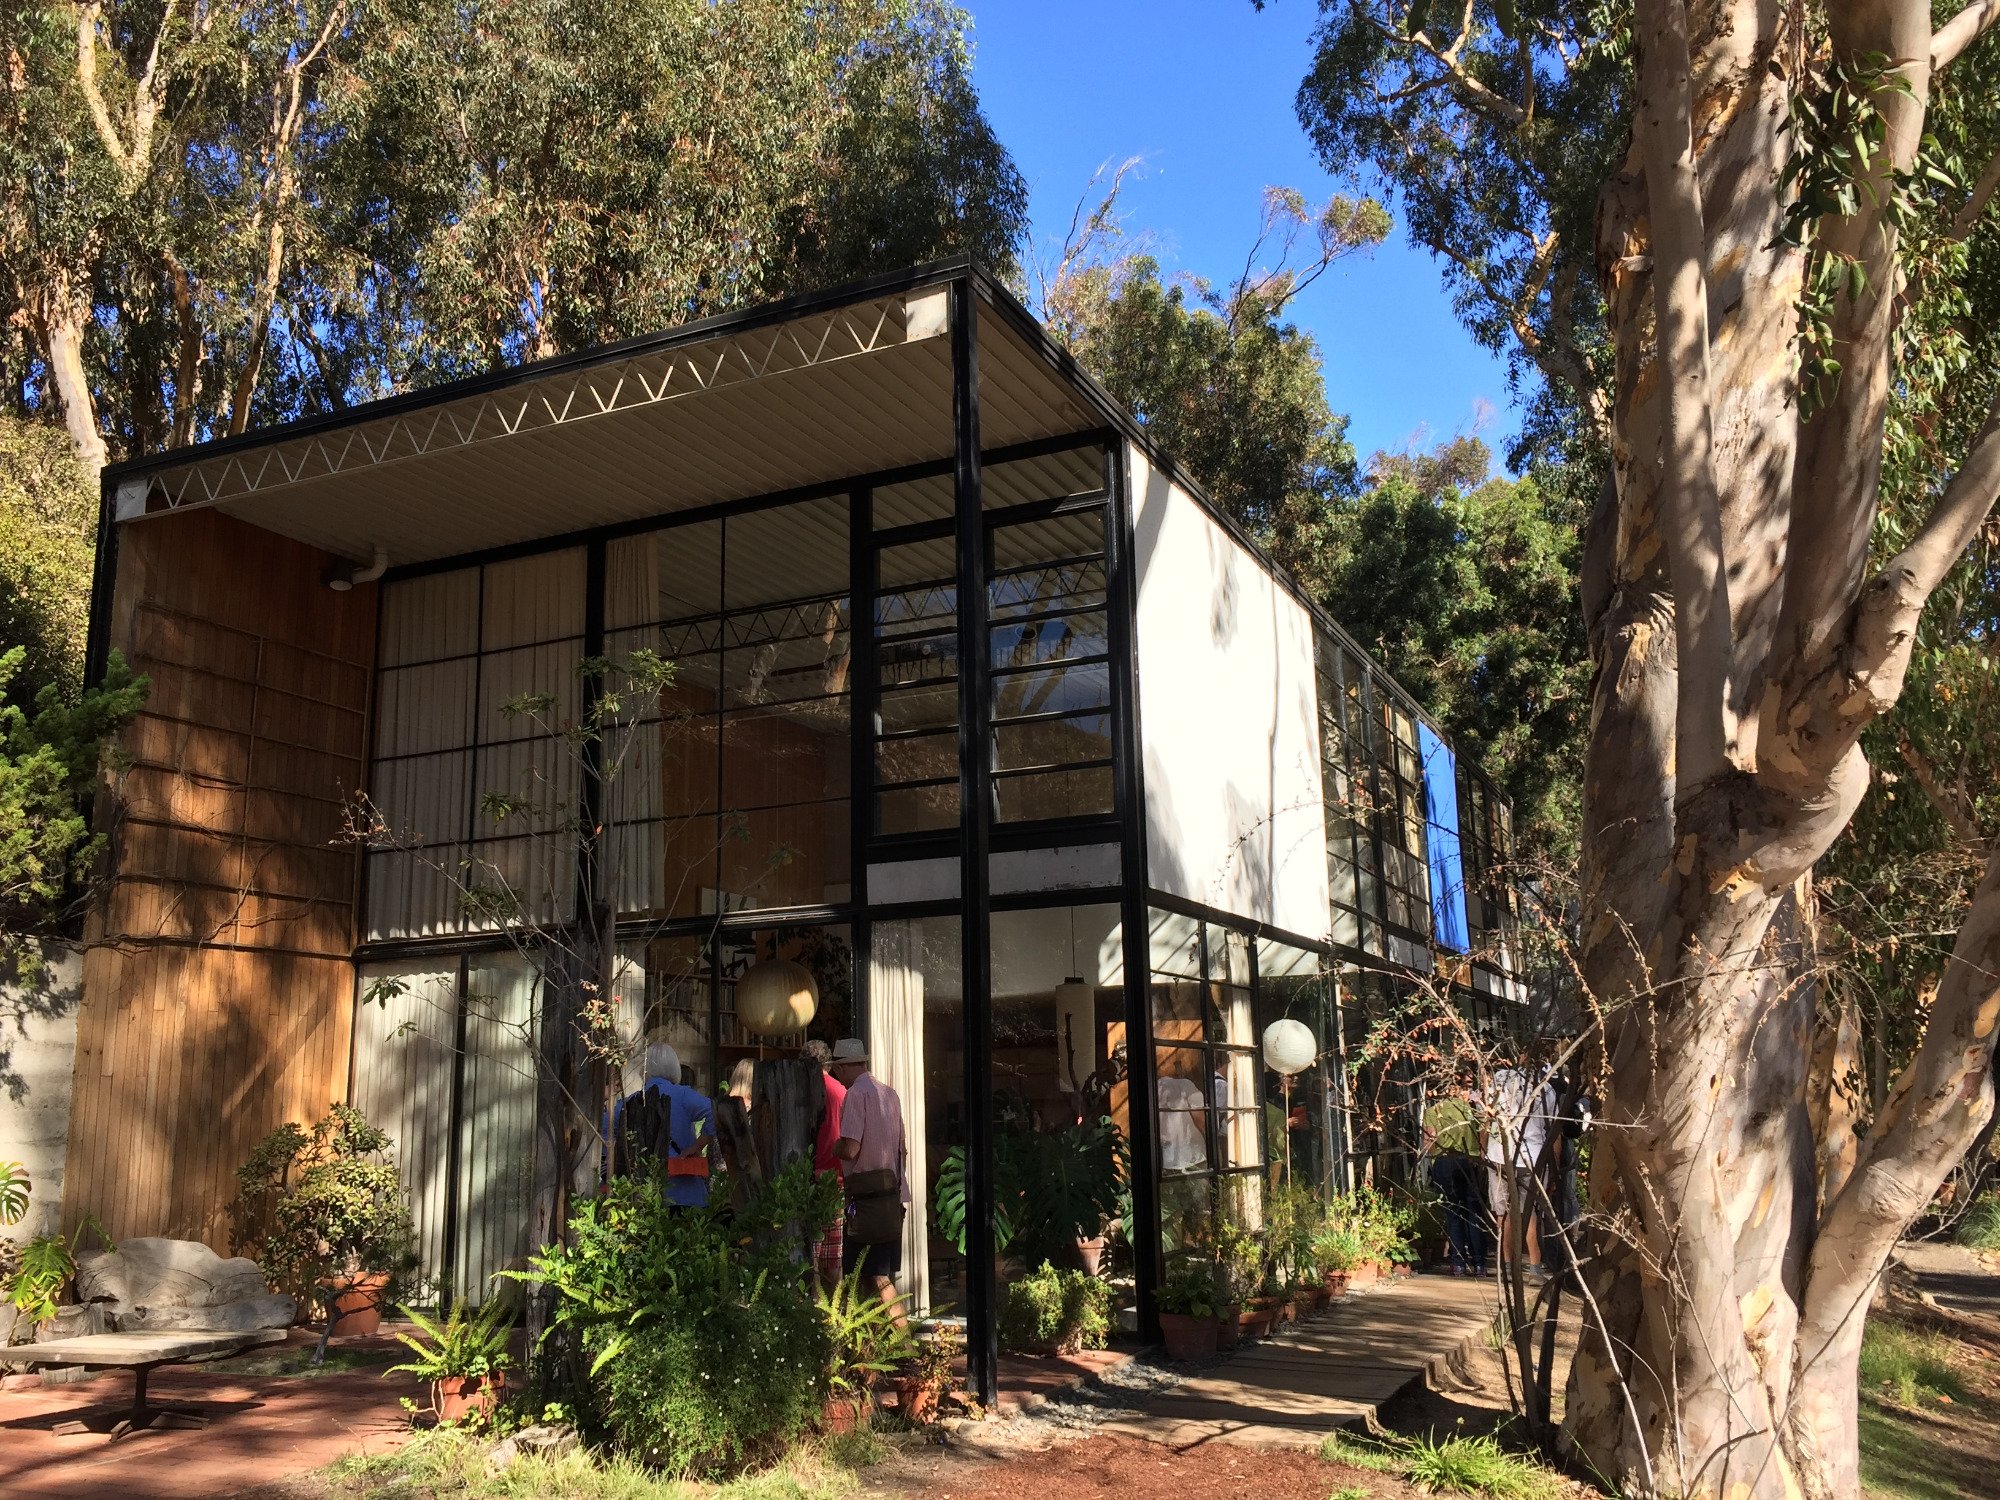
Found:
[949,276,998,1403]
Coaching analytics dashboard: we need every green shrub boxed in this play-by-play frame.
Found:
[234,1105,415,1304]
[1402,1431,1559,1499]
[1957,1192,2000,1252]
[998,1261,1111,1353]
[1858,1318,1966,1409]
[1156,1255,1221,1318]
[513,1159,839,1476]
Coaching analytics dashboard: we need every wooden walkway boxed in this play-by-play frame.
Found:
[1106,1272,1500,1449]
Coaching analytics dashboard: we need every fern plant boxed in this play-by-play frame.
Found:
[384,1297,515,1382]
[815,1269,914,1397]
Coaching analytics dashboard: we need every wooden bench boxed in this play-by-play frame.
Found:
[0,1327,289,1440]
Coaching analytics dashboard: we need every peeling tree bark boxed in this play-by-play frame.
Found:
[1560,0,2000,1494]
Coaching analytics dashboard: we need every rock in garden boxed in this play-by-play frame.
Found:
[487,1423,581,1471]
[73,1237,292,1330]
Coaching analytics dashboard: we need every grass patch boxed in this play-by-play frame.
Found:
[1856,1401,1968,1500]
[320,1424,884,1499]
[1319,1431,1400,1472]
[1858,1319,1965,1409]
[1402,1432,1561,1499]
[1329,1487,1373,1500]
[1321,1427,1562,1499]
[1957,1194,2000,1252]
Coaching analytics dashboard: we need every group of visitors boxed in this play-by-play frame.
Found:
[608,1036,910,1323]
[1422,1061,1590,1281]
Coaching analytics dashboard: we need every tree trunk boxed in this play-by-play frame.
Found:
[38,273,108,472]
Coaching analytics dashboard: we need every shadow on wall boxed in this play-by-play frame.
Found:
[0,940,84,1240]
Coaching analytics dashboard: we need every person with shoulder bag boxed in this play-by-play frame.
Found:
[828,1038,909,1325]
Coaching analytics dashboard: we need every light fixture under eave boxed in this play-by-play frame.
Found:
[735,958,819,1037]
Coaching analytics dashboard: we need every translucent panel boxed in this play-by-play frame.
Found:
[877,783,958,835]
[379,568,479,667]
[472,737,580,836]
[991,660,1109,720]
[993,713,1111,772]
[725,498,849,609]
[607,521,722,627]
[993,765,1112,823]
[363,848,466,941]
[370,750,471,846]
[456,953,540,1302]
[1148,908,1203,978]
[477,642,583,742]
[464,835,572,930]
[990,611,1108,669]
[482,547,585,649]
[375,659,477,758]
[349,962,459,1294]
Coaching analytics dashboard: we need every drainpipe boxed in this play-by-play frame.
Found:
[326,544,389,591]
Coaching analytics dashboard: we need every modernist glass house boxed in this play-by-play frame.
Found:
[76,260,1529,1399]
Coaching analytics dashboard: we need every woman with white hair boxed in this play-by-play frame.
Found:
[608,1040,716,1208]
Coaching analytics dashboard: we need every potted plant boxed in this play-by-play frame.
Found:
[235,1106,415,1339]
[818,1270,912,1431]
[1314,1222,1363,1298]
[1156,1258,1221,1361]
[894,1321,959,1424]
[385,1298,514,1423]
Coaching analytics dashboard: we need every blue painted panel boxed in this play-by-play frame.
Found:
[1418,723,1470,952]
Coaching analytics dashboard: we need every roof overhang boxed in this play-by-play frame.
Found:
[104,261,1116,568]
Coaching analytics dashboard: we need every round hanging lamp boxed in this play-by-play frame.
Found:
[735,958,819,1036]
[1262,1018,1317,1076]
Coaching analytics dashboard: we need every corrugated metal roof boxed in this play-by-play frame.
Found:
[117,283,1102,567]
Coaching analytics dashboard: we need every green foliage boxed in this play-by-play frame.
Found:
[509,1161,837,1474]
[1957,1193,2000,1252]
[1156,1256,1221,1319]
[933,1114,1126,1265]
[0,1161,27,1226]
[234,1105,416,1301]
[1401,1430,1561,1499]
[1312,1221,1368,1274]
[0,417,95,708]
[1,0,1026,456]
[1320,1430,1400,1472]
[997,1261,1111,1354]
[0,646,147,959]
[815,1271,915,1396]
[1859,1318,1967,1409]
[386,1298,516,1383]
[1324,1186,1418,1266]
[8,1215,110,1323]
[1264,1183,1323,1288]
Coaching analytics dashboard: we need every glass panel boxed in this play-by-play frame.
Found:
[456,952,540,1302]
[993,765,1112,823]
[989,611,1108,669]
[717,802,852,909]
[721,705,851,806]
[726,499,849,609]
[878,681,958,733]
[375,659,476,757]
[877,538,956,594]
[1149,908,1203,978]
[877,731,957,786]
[877,783,958,836]
[874,915,964,1316]
[606,521,722,628]
[349,962,460,1293]
[379,568,479,666]
[989,557,1108,618]
[990,660,1110,720]
[993,713,1111,772]
[477,642,583,742]
[482,547,585,650]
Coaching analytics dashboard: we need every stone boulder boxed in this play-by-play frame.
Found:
[74,1237,296,1332]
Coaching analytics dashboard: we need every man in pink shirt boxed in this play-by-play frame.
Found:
[829,1038,908,1323]
[802,1040,846,1289]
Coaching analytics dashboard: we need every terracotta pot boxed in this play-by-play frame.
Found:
[822,1394,864,1434]
[1322,1270,1350,1298]
[1347,1260,1380,1289]
[433,1371,505,1424]
[322,1272,390,1338]
[1158,1312,1220,1362]
[1307,1286,1331,1314]
[1239,1306,1275,1339]
[892,1375,941,1424]
[1075,1235,1108,1277]
[1215,1304,1244,1347]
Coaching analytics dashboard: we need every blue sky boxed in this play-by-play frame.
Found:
[968,0,1521,469]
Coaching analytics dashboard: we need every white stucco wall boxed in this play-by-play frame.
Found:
[1130,447,1332,942]
[0,941,82,1244]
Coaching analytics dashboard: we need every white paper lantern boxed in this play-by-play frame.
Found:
[1054,977,1096,1091]
[1262,1018,1317,1076]
[735,959,819,1036]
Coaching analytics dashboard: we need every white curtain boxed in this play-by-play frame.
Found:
[604,534,664,914]
[869,921,929,1315]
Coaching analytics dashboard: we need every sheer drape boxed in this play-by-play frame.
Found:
[869,921,930,1314]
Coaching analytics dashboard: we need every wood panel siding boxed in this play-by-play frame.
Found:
[66,509,377,1249]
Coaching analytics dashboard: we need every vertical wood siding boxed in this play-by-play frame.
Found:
[66,509,376,1248]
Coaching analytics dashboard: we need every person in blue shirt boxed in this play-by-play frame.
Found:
[608,1042,715,1208]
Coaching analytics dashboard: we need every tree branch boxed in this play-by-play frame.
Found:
[72,3,130,175]
[1898,733,1982,845]
[1950,145,2000,239]
[1933,0,2000,72]
[1634,0,1734,788]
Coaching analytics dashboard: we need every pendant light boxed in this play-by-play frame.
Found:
[735,954,819,1036]
[1054,908,1096,1092]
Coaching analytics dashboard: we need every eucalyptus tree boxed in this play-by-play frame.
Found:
[0,0,1026,469]
[1299,2,2000,1496]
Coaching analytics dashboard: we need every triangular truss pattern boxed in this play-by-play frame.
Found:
[143,298,920,511]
